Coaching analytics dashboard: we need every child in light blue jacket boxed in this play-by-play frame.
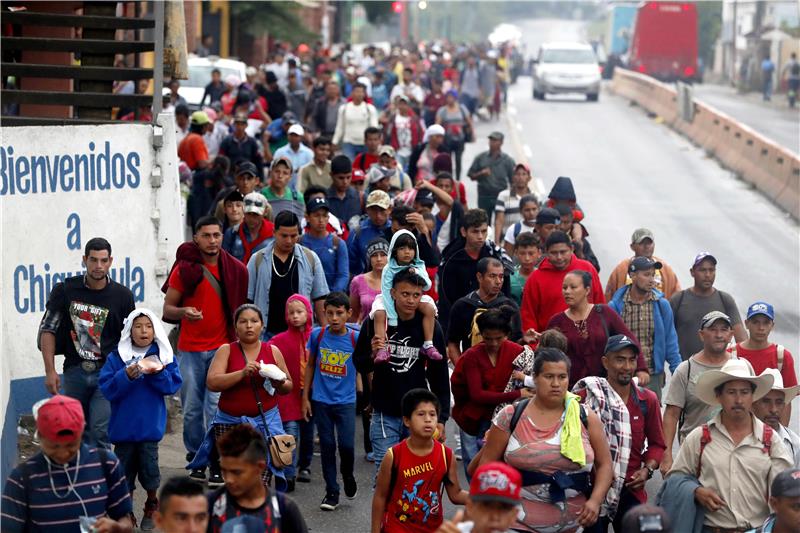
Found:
[370,229,442,363]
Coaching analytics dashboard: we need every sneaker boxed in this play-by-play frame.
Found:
[373,348,391,364]
[344,476,358,499]
[420,344,443,361]
[297,468,311,483]
[140,498,158,531]
[189,468,206,481]
[320,492,339,511]
[207,470,224,487]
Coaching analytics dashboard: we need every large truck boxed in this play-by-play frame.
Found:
[627,1,699,82]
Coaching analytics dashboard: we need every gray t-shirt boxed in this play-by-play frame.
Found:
[669,289,742,360]
[664,355,724,441]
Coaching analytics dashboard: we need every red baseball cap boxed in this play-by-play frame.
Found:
[469,462,522,505]
[352,168,366,183]
[35,395,84,443]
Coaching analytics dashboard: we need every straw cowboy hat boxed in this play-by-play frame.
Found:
[760,368,800,403]
[695,358,774,406]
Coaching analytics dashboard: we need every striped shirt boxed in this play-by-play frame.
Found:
[1,444,132,532]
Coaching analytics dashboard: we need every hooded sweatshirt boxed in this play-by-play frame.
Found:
[520,254,605,333]
[381,229,432,326]
[268,294,313,423]
[99,309,183,443]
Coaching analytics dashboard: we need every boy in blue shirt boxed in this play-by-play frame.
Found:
[300,196,350,292]
[302,292,359,512]
[99,309,182,530]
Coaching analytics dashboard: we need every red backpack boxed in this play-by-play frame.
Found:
[696,422,773,477]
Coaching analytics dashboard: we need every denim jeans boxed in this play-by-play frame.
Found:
[313,401,356,495]
[63,364,110,448]
[282,418,315,480]
[341,143,365,161]
[178,350,220,455]
[369,410,408,480]
[459,420,491,481]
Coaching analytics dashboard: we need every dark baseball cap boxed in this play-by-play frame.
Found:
[488,131,504,140]
[224,190,244,203]
[236,161,258,177]
[306,197,330,214]
[700,310,732,330]
[628,256,663,273]
[536,207,560,225]
[604,334,640,355]
[772,468,800,498]
[414,189,435,206]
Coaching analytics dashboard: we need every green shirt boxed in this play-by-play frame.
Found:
[510,267,530,306]
[467,150,516,195]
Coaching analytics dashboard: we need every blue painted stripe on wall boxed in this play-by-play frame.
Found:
[1,377,47,481]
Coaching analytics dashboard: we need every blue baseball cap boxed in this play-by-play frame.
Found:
[746,301,775,321]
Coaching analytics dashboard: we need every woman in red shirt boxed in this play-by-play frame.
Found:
[451,306,533,479]
[207,304,293,482]
[546,270,649,388]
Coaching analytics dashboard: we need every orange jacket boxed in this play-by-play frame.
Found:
[604,255,681,302]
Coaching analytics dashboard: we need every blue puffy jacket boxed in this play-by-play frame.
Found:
[609,286,682,374]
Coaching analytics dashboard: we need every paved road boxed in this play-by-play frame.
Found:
[135,19,799,532]
[692,83,800,154]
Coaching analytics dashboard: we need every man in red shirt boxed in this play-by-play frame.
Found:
[574,334,665,532]
[163,216,247,485]
[351,126,382,174]
[731,301,797,426]
[177,111,211,170]
[521,230,604,335]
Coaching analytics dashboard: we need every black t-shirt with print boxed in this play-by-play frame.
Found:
[354,310,450,420]
[45,275,135,369]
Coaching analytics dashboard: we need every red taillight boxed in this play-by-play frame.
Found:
[648,2,658,9]
[682,3,691,10]
[684,66,695,76]
[637,64,647,73]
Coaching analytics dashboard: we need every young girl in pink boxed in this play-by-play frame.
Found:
[269,294,314,492]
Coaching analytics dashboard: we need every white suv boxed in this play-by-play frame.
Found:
[170,55,247,109]
[532,42,601,102]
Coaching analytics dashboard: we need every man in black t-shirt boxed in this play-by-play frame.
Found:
[207,425,307,533]
[447,257,522,362]
[353,269,451,476]
[38,237,135,448]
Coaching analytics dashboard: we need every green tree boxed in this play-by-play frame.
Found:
[230,1,317,43]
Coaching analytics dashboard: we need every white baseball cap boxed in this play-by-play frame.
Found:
[288,124,305,136]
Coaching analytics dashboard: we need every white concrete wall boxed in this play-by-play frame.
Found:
[0,113,183,451]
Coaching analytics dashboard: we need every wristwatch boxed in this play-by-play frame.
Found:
[645,466,655,479]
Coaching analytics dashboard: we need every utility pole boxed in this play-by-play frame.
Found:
[731,0,737,86]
